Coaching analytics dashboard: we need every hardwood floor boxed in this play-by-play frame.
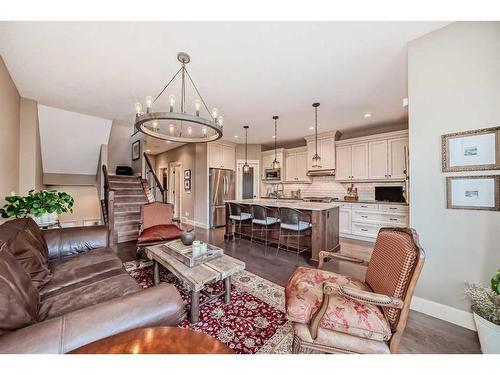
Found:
[116,227,480,354]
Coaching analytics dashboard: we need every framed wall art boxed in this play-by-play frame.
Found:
[446,175,500,211]
[132,140,140,161]
[184,179,191,191]
[184,169,191,180]
[442,126,500,172]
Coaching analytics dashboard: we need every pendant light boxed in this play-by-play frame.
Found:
[311,102,321,169]
[243,125,250,174]
[271,116,280,170]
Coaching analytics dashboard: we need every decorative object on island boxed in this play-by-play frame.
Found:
[133,52,223,143]
[446,175,500,211]
[0,190,73,227]
[344,183,359,201]
[243,125,251,174]
[442,126,500,172]
[465,268,500,353]
[132,139,140,160]
[180,228,194,245]
[311,102,321,169]
[271,116,280,170]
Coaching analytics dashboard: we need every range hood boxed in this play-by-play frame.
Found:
[306,169,335,177]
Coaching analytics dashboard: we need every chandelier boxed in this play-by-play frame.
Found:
[134,52,223,143]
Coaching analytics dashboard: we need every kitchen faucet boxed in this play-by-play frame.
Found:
[269,183,285,199]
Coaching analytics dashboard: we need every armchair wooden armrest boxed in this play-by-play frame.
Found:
[309,282,403,340]
[318,250,366,269]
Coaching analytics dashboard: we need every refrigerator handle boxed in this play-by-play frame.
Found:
[223,175,227,196]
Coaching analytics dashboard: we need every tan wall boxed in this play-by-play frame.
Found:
[0,56,20,215]
[107,120,133,174]
[408,22,500,315]
[194,143,208,226]
[50,185,101,226]
[235,144,262,162]
[19,98,45,194]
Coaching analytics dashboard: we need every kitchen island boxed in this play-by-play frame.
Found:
[225,199,340,263]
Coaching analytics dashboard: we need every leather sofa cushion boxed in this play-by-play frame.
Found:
[43,226,109,260]
[40,247,123,296]
[0,243,40,335]
[137,224,183,244]
[39,271,141,321]
[0,218,51,289]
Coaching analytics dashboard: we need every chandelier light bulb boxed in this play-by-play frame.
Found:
[134,102,143,115]
[145,96,153,112]
[187,127,192,135]
[217,115,224,126]
[243,164,250,174]
[169,123,174,134]
[152,121,158,132]
[211,107,219,119]
[169,95,176,112]
[202,126,207,135]
[194,99,201,116]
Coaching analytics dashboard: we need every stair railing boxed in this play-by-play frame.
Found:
[143,152,166,202]
[102,164,116,247]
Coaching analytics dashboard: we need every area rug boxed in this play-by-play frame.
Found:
[124,260,294,354]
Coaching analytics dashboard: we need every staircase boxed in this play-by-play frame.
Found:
[108,175,149,243]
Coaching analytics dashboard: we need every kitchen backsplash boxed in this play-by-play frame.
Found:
[277,176,405,201]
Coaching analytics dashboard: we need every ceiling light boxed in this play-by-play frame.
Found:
[165,140,171,143]
[234,135,239,138]
[133,52,223,143]
[364,113,372,118]
[271,116,280,170]
[272,135,276,138]
[146,149,151,152]
[243,125,250,174]
[312,103,321,169]
[309,126,314,130]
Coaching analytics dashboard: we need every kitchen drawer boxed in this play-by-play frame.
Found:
[384,215,408,225]
[338,203,351,209]
[353,210,408,225]
[379,204,409,213]
[351,223,379,238]
[351,203,378,211]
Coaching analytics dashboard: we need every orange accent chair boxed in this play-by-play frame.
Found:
[136,202,183,260]
[285,227,425,354]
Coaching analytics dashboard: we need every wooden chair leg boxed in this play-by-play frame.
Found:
[292,335,302,354]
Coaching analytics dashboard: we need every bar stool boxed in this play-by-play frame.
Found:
[250,205,280,255]
[276,207,312,259]
[228,202,252,240]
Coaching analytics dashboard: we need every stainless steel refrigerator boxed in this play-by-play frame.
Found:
[209,168,235,228]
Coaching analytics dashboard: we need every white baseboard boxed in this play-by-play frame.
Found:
[182,218,209,229]
[410,296,476,331]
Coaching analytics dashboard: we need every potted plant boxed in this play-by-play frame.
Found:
[0,190,74,225]
[465,269,500,353]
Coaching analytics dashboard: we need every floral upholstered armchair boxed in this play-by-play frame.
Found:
[285,227,425,354]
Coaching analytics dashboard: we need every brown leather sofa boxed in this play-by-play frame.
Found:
[0,218,185,353]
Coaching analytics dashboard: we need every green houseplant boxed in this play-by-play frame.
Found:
[0,190,74,225]
[465,268,500,353]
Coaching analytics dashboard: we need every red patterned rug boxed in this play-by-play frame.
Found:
[124,260,294,354]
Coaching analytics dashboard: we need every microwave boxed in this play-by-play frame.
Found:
[264,168,281,180]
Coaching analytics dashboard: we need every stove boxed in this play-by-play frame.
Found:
[302,197,338,203]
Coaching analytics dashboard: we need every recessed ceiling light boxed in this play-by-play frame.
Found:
[165,140,171,143]
[364,113,372,118]
[146,149,151,152]
[309,126,314,130]
[234,135,239,138]
[272,135,276,138]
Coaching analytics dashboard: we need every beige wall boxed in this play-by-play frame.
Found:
[0,56,20,213]
[408,22,500,318]
[235,144,262,162]
[19,98,44,194]
[108,120,133,174]
[50,185,101,226]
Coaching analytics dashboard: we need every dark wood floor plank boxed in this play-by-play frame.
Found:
[116,226,480,354]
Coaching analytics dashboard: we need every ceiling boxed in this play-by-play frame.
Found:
[0,21,448,148]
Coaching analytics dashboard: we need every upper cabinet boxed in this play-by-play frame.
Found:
[304,131,336,171]
[284,147,310,182]
[261,148,285,180]
[335,130,408,182]
[208,142,236,170]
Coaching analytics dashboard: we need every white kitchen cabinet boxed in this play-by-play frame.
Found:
[388,137,408,179]
[339,208,352,234]
[335,130,408,182]
[208,142,235,170]
[368,140,388,179]
[261,148,285,180]
[351,143,369,179]
[284,147,310,182]
[304,131,337,171]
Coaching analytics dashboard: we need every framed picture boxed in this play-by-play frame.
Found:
[446,175,500,211]
[184,179,191,191]
[442,126,500,172]
[132,140,140,161]
[184,169,191,180]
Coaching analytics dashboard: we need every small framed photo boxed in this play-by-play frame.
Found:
[446,175,500,211]
[184,169,191,180]
[132,140,140,161]
[442,126,500,172]
[184,179,191,191]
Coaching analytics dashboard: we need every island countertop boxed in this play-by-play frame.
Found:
[226,199,341,211]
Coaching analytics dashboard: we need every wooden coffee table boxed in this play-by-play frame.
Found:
[70,327,234,354]
[145,244,245,324]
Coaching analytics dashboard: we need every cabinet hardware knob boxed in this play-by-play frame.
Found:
[389,207,397,210]
[390,218,397,221]
[361,228,368,232]
[361,215,368,218]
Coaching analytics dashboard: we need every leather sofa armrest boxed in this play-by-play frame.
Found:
[43,226,110,259]
[0,283,185,354]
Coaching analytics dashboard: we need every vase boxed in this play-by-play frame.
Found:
[473,310,500,353]
[180,230,194,246]
[30,212,58,226]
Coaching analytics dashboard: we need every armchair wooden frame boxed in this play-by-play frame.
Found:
[292,227,425,354]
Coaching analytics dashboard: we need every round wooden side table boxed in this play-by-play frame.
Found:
[69,327,234,354]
